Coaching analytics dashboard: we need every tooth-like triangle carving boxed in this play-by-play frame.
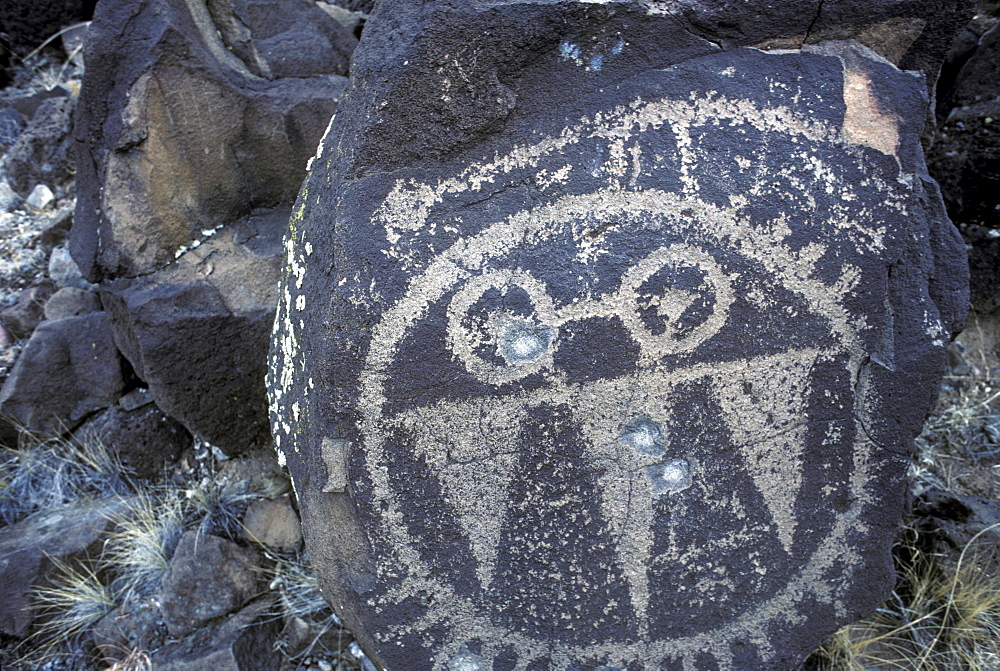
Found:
[711,349,819,552]
[397,397,526,588]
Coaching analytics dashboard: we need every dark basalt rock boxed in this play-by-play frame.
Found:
[70,0,351,454]
[0,498,123,637]
[2,95,75,197]
[75,391,192,478]
[0,311,128,440]
[268,1,970,669]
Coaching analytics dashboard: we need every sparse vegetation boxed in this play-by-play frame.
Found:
[102,490,185,601]
[19,555,117,668]
[0,430,133,526]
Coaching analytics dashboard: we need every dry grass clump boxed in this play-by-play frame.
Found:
[811,525,1000,670]
[102,490,185,601]
[264,550,350,665]
[17,555,117,668]
[0,431,133,526]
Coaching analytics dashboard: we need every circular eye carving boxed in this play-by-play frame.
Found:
[617,245,734,360]
[447,269,558,385]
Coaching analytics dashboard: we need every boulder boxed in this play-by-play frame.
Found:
[48,244,94,289]
[160,531,261,638]
[2,95,76,197]
[0,311,128,440]
[927,14,1000,312]
[242,494,302,551]
[42,286,100,321]
[928,25,1000,233]
[0,498,122,637]
[92,597,165,666]
[100,210,285,453]
[70,0,351,454]
[74,390,192,478]
[151,598,282,671]
[0,281,55,340]
[268,2,970,669]
[71,0,352,281]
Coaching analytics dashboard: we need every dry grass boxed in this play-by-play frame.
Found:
[810,525,1000,670]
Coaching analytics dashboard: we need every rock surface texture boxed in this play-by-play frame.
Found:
[268,1,971,669]
[71,0,353,453]
[0,499,122,637]
[0,311,127,439]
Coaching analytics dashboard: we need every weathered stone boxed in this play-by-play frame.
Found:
[0,311,127,439]
[151,598,282,671]
[48,244,94,289]
[927,15,999,311]
[100,210,284,454]
[43,287,100,321]
[71,0,351,282]
[39,206,74,247]
[317,2,367,35]
[242,494,302,551]
[206,0,356,80]
[2,95,75,197]
[0,499,123,637]
[0,108,25,151]
[0,178,20,212]
[75,395,192,478]
[25,184,55,210]
[0,281,55,340]
[160,531,261,638]
[268,2,970,669]
[70,0,350,453]
[92,597,165,666]
[7,86,72,125]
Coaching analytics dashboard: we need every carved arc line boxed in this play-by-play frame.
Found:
[357,186,868,662]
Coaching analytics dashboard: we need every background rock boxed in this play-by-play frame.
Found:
[2,94,75,197]
[99,210,285,453]
[0,280,54,340]
[269,1,971,669]
[0,311,128,440]
[160,531,261,638]
[75,392,192,478]
[42,286,99,320]
[71,0,351,281]
[69,0,352,454]
[242,494,302,551]
[927,6,1000,314]
[0,498,122,637]
[152,598,282,671]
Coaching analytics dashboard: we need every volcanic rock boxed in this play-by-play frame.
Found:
[0,311,127,440]
[70,0,351,453]
[268,1,971,669]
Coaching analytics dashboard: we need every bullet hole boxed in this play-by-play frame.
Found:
[620,417,664,456]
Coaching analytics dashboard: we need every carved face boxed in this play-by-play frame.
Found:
[271,47,937,671]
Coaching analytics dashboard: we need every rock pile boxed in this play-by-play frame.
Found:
[268,1,971,669]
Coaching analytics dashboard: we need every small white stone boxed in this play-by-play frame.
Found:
[26,184,54,210]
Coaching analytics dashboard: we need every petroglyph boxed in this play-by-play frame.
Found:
[269,34,964,669]
[355,97,885,663]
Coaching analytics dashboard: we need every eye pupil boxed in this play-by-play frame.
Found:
[499,322,551,363]
[620,417,664,456]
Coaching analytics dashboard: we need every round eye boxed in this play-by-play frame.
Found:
[617,245,734,360]
[446,269,558,385]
